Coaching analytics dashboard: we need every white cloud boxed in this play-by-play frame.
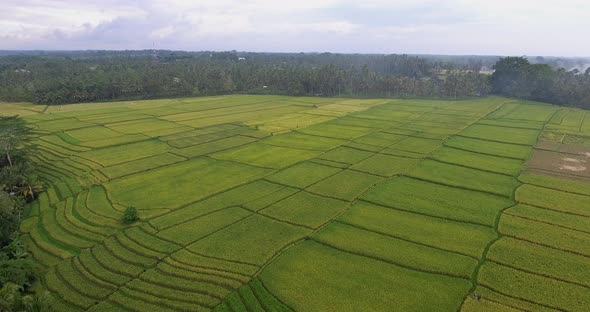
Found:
[150,26,176,39]
[0,0,588,56]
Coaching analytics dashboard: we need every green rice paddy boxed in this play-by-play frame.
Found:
[3,94,590,311]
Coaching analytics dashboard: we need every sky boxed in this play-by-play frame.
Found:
[1,0,589,56]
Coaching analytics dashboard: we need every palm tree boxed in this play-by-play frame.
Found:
[0,283,53,312]
[22,291,53,312]
[0,283,22,311]
[16,175,43,200]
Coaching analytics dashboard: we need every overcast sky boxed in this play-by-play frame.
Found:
[1,0,589,56]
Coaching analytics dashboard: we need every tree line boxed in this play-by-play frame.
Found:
[491,57,590,109]
[0,51,588,109]
[0,116,50,311]
[0,51,490,105]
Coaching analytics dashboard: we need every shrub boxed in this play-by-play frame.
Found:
[122,207,139,224]
[0,257,36,289]
[0,282,53,312]
[0,192,19,247]
[0,237,36,290]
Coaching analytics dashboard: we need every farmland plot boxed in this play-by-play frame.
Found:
[3,95,589,311]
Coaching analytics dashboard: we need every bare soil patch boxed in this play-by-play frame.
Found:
[528,147,590,179]
[559,143,590,155]
[535,140,561,152]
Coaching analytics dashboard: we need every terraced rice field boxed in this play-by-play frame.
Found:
[3,95,590,311]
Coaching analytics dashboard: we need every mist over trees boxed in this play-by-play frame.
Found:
[0,51,588,108]
[491,57,590,108]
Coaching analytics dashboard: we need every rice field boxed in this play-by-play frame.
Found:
[3,94,590,311]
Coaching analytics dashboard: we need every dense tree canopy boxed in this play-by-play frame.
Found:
[491,57,590,108]
[0,51,491,105]
[0,116,47,311]
[1,116,41,247]
[0,52,588,108]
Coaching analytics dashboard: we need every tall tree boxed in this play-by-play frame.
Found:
[0,117,31,168]
[491,57,532,97]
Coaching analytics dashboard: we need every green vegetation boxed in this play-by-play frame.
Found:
[353,131,406,147]
[459,124,539,145]
[389,137,442,154]
[316,146,373,164]
[186,215,310,265]
[260,132,345,151]
[469,286,558,312]
[350,154,418,177]
[106,157,272,209]
[1,95,589,310]
[261,191,348,229]
[306,170,383,201]
[0,116,49,311]
[0,282,52,312]
[100,153,185,179]
[340,201,497,258]
[149,180,284,230]
[362,177,513,226]
[292,123,372,140]
[506,204,590,233]
[260,241,471,311]
[478,118,545,130]
[429,147,523,175]
[518,172,590,195]
[212,143,320,169]
[3,53,589,112]
[487,237,590,287]
[265,162,341,189]
[444,136,532,159]
[461,296,520,312]
[408,160,519,197]
[478,262,590,311]
[499,214,590,257]
[312,222,477,278]
[122,207,139,224]
[515,184,590,216]
[157,207,251,245]
[491,56,590,109]
[79,139,171,167]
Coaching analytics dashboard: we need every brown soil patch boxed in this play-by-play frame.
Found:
[528,149,590,178]
[558,143,590,155]
[527,168,590,183]
[535,140,561,152]
[559,164,587,172]
[536,139,590,156]
[562,157,584,163]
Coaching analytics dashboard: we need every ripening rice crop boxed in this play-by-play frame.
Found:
[5,94,589,311]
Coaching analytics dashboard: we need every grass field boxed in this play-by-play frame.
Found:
[3,94,590,311]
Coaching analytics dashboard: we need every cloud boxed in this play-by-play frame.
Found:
[0,0,588,56]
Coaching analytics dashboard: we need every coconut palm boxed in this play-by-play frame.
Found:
[0,283,52,312]
[0,283,22,311]
[22,291,53,312]
[15,175,43,200]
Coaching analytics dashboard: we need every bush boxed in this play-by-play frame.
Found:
[0,192,19,247]
[0,237,36,290]
[0,282,53,312]
[122,207,139,224]
[0,257,36,289]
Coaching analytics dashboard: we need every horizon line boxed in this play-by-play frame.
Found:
[0,49,589,59]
